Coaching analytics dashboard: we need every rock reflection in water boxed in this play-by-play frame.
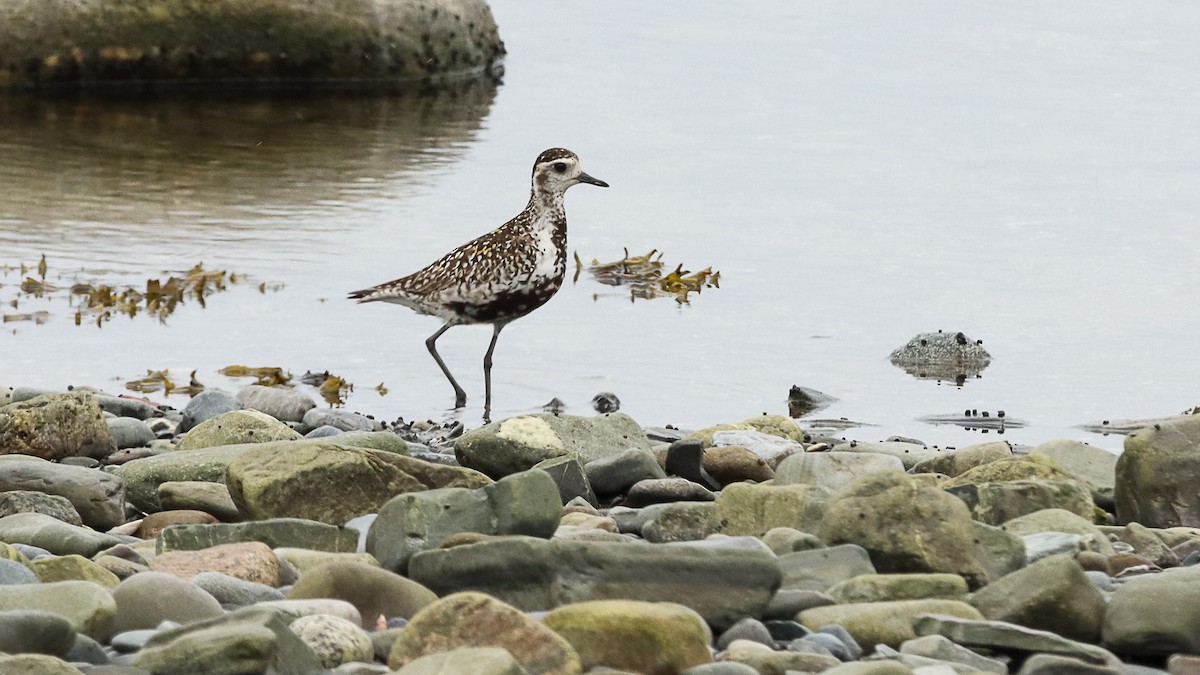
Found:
[0,77,499,267]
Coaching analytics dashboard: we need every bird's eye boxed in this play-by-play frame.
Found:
[553,162,567,173]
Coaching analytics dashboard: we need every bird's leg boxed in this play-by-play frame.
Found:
[426,324,467,408]
[483,323,505,420]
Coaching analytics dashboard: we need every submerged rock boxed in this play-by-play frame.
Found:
[889,330,991,382]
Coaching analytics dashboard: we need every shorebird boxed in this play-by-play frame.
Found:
[349,148,608,416]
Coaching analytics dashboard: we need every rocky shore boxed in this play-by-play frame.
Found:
[1,382,1199,674]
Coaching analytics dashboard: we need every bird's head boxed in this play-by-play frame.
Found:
[531,148,609,195]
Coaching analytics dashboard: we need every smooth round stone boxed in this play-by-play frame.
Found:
[237,385,316,424]
[110,628,160,653]
[110,571,225,633]
[816,624,864,660]
[624,478,716,507]
[192,572,286,606]
[302,408,375,433]
[63,632,110,666]
[59,456,101,468]
[0,558,38,585]
[306,425,344,439]
[106,417,156,449]
[12,543,53,560]
[291,614,374,669]
[286,561,436,627]
[716,617,774,650]
[178,389,242,433]
[0,609,76,657]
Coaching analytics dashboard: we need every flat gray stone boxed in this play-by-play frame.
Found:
[779,544,876,592]
[135,605,322,674]
[0,490,83,527]
[0,458,125,530]
[192,571,286,606]
[533,455,597,506]
[913,613,1119,666]
[0,512,121,557]
[584,446,666,495]
[158,518,359,553]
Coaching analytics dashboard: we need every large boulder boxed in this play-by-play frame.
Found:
[714,482,833,536]
[820,473,988,588]
[0,0,505,89]
[969,554,1105,643]
[235,384,316,423]
[0,392,116,460]
[0,580,117,642]
[408,537,780,630]
[367,470,561,573]
[455,413,651,478]
[945,479,1096,525]
[387,592,581,674]
[0,457,125,530]
[1102,565,1200,656]
[226,441,489,524]
[108,442,261,512]
[1115,414,1200,527]
[1000,509,1115,556]
[910,441,1012,477]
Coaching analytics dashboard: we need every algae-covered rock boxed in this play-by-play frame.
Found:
[799,599,983,650]
[542,600,712,674]
[945,455,1072,486]
[911,441,1012,477]
[827,573,968,604]
[1115,414,1200,527]
[999,508,1115,556]
[0,392,116,460]
[970,553,1105,643]
[820,472,988,588]
[946,479,1096,525]
[177,409,302,450]
[456,413,651,478]
[0,0,505,90]
[715,482,832,536]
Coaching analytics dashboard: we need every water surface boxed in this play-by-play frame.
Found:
[3,2,1199,451]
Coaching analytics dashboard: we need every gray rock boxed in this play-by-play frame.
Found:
[235,384,317,423]
[763,589,835,619]
[110,628,160,653]
[821,472,989,588]
[0,490,83,527]
[177,409,304,450]
[158,480,241,521]
[158,518,359,553]
[799,600,983,651]
[970,553,1106,642]
[1017,653,1123,675]
[408,536,781,630]
[9,386,56,403]
[302,407,375,432]
[913,613,1119,666]
[178,389,242,433]
[132,623,279,673]
[108,442,261,512]
[1001,508,1115,556]
[0,458,125,530]
[136,605,322,673]
[306,424,344,438]
[946,478,1095,525]
[367,469,561,573]
[1022,531,1093,563]
[664,439,719,490]
[192,571,286,606]
[392,646,530,675]
[899,634,1006,673]
[829,440,941,470]
[624,477,715,507]
[779,544,876,592]
[641,502,720,543]
[105,417,155,450]
[1102,565,1200,656]
[0,513,121,557]
[813,626,861,661]
[287,561,437,627]
[0,558,38,585]
[111,571,225,634]
[95,395,157,421]
[716,617,773,650]
[774,451,905,492]
[291,613,374,669]
[682,664,760,675]
[1115,413,1200,528]
[63,632,109,666]
[1030,439,1116,495]
[1118,522,1180,568]
[0,392,117,460]
[761,527,823,555]
[584,447,667,495]
[533,455,597,506]
[911,441,1013,477]
[0,609,76,657]
[889,330,991,380]
[872,644,983,674]
[455,412,652,478]
[827,573,968,604]
[0,580,117,642]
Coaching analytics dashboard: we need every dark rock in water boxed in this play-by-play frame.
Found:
[591,392,621,414]
[918,411,1026,431]
[178,390,242,433]
[889,330,991,383]
[542,397,567,414]
[665,439,720,490]
[786,385,836,418]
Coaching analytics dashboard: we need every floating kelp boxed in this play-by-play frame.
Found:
[3,257,277,328]
[124,368,203,396]
[579,249,720,304]
[220,365,291,387]
[2,310,49,324]
[300,370,353,406]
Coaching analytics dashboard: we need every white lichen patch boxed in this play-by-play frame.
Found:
[498,416,564,451]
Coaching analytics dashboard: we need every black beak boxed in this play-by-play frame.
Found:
[578,171,609,188]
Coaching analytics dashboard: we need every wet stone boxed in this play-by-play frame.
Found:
[178,389,242,433]
[303,407,376,432]
[106,417,156,449]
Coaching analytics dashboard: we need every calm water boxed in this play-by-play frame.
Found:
[3,2,1199,452]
